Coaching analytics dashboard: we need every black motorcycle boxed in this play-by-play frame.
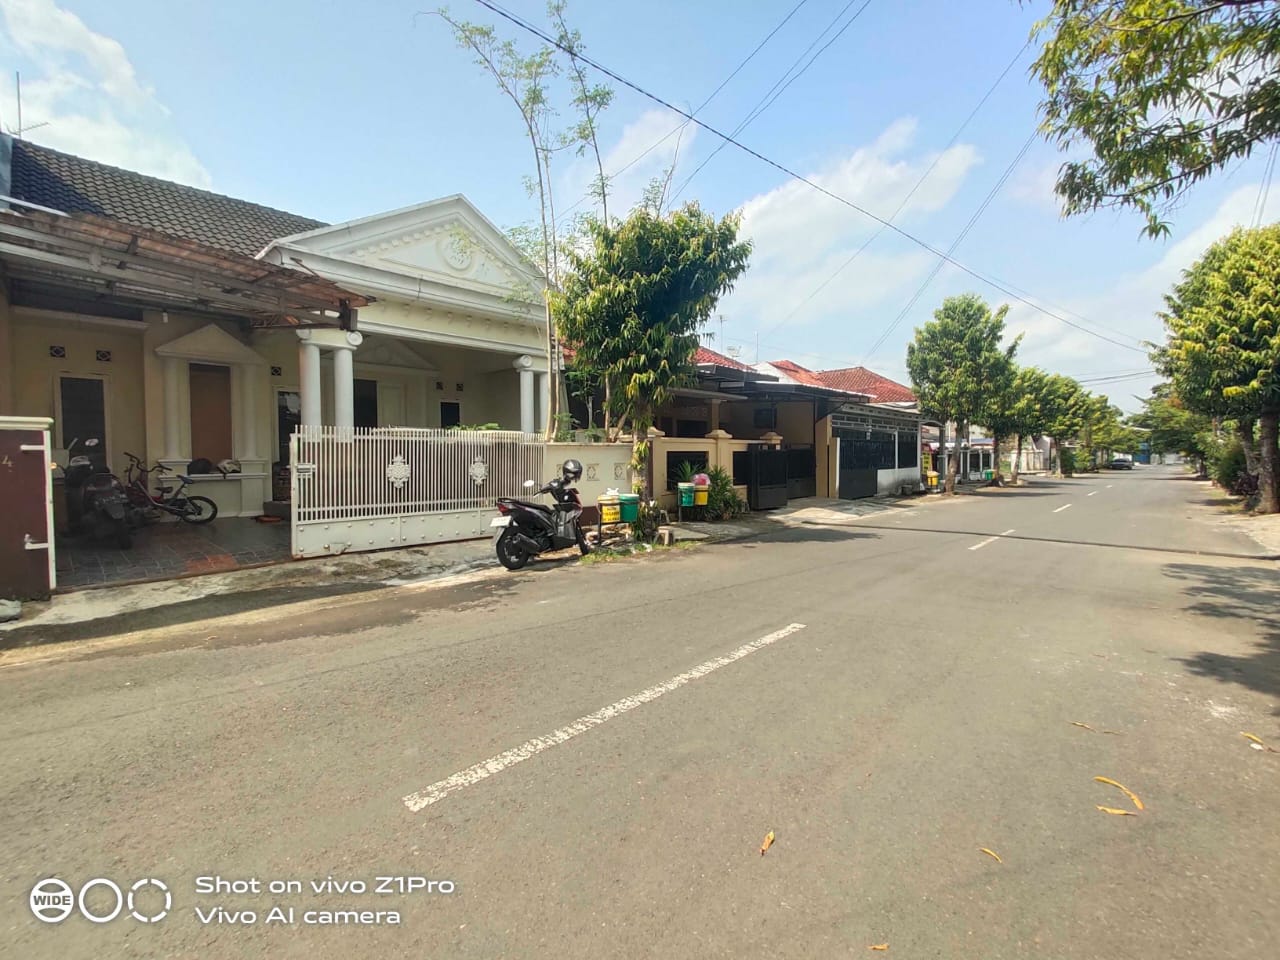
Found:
[491,458,591,570]
[63,438,133,548]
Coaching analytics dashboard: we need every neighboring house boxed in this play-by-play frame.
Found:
[0,136,549,517]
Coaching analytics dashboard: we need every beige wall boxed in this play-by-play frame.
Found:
[10,312,147,479]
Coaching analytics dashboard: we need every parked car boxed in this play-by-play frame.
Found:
[1108,457,1134,470]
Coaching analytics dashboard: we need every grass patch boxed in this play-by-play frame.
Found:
[579,540,698,565]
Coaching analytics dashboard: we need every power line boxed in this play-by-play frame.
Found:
[758,41,1030,344]
[864,130,1038,358]
[470,0,1150,355]
[668,0,875,205]
[1251,141,1278,228]
[554,0,811,226]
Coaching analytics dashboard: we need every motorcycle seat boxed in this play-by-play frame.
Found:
[509,499,553,513]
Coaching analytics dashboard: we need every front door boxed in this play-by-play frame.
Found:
[0,424,54,600]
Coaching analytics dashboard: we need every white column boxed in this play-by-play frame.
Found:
[233,365,259,459]
[535,372,549,435]
[298,333,322,428]
[514,355,535,434]
[162,357,183,459]
[331,331,363,430]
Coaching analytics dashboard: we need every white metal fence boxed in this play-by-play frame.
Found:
[290,426,545,558]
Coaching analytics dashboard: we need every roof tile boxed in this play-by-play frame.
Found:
[9,139,325,257]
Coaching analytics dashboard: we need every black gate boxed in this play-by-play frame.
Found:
[836,430,882,499]
[785,445,816,499]
[747,446,789,510]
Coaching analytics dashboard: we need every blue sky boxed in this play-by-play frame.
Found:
[3,0,1277,410]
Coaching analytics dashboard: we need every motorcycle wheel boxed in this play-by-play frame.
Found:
[179,495,218,524]
[577,528,593,556]
[495,528,530,570]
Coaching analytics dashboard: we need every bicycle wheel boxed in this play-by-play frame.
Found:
[179,495,218,524]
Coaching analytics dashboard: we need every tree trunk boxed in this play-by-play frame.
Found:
[1258,409,1280,514]
[603,375,612,433]
[1236,418,1259,477]
[946,420,964,495]
[1011,434,1023,485]
[991,433,1003,485]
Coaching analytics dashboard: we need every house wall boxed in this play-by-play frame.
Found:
[0,276,12,413]
[10,310,147,479]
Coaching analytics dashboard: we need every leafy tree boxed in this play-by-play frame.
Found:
[1158,224,1280,511]
[1037,373,1089,476]
[552,203,752,493]
[907,294,1020,494]
[979,362,1036,485]
[550,1,614,223]
[1030,0,1280,236]
[1130,384,1215,473]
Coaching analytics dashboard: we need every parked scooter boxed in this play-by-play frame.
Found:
[63,438,133,548]
[490,458,591,570]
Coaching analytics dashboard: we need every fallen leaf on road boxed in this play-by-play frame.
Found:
[760,831,775,856]
[1250,743,1265,751]
[979,848,1003,863]
[1102,730,1123,736]
[1071,721,1096,732]
[869,945,889,951]
[1096,805,1138,816]
[1094,776,1144,811]
[1241,732,1265,746]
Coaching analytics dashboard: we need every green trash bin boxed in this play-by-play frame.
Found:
[618,493,640,522]
[983,469,994,480]
[677,483,695,507]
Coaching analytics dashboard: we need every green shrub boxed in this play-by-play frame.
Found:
[704,466,746,521]
[1210,438,1248,491]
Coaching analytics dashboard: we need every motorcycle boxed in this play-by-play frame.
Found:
[62,438,133,549]
[490,458,591,570]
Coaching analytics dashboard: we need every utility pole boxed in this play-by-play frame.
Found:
[755,331,760,365]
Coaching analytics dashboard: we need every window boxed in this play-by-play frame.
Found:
[440,401,462,429]
[355,378,378,429]
[189,363,233,463]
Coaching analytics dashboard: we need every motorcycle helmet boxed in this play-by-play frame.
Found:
[561,458,583,482]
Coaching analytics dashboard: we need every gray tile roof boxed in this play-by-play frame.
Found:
[8,139,327,257]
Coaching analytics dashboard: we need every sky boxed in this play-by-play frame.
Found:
[2,0,1277,411]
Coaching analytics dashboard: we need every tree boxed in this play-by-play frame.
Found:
[1005,367,1052,485]
[1157,224,1280,510]
[1131,384,1215,473]
[552,203,752,492]
[907,294,1020,494]
[1030,0,1280,237]
[978,359,1030,486]
[1038,374,1089,476]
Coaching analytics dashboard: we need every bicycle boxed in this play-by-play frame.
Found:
[124,452,218,525]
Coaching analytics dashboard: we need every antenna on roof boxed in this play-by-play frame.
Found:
[8,73,51,138]
[726,346,741,360]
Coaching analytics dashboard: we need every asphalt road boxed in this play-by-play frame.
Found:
[2,466,1277,959]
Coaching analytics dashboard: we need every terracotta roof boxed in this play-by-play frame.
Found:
[815,366,917,404]
[767,359,828,388]
[694,345,755,371]
[8,139,326,257]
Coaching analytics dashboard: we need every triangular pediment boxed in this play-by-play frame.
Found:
[155,323,265,365]
[355,336,438,372]
[267,196,546,303]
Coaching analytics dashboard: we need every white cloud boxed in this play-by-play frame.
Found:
[0,0,210,187]
[558,108,699,222]
[707,118,980,364]
[1002,181,1280,407]
[1009,159,1063,214]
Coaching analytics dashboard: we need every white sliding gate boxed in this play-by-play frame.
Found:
[290,426,545,559]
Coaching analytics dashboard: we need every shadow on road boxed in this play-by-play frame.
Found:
[1165,561,1280,713]
[754,525,881,545]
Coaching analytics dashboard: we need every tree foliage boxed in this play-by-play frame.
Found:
[552,203,752,439]
[1030,0,1280,236]
[906,294,1020,493]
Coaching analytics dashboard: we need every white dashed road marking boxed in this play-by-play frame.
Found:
[969,528,1016,551]
[1088,491,1098,497]
[1053,504,1073,513]
[402,623,808,812]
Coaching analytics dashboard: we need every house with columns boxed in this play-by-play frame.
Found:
[0,137,550,518]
